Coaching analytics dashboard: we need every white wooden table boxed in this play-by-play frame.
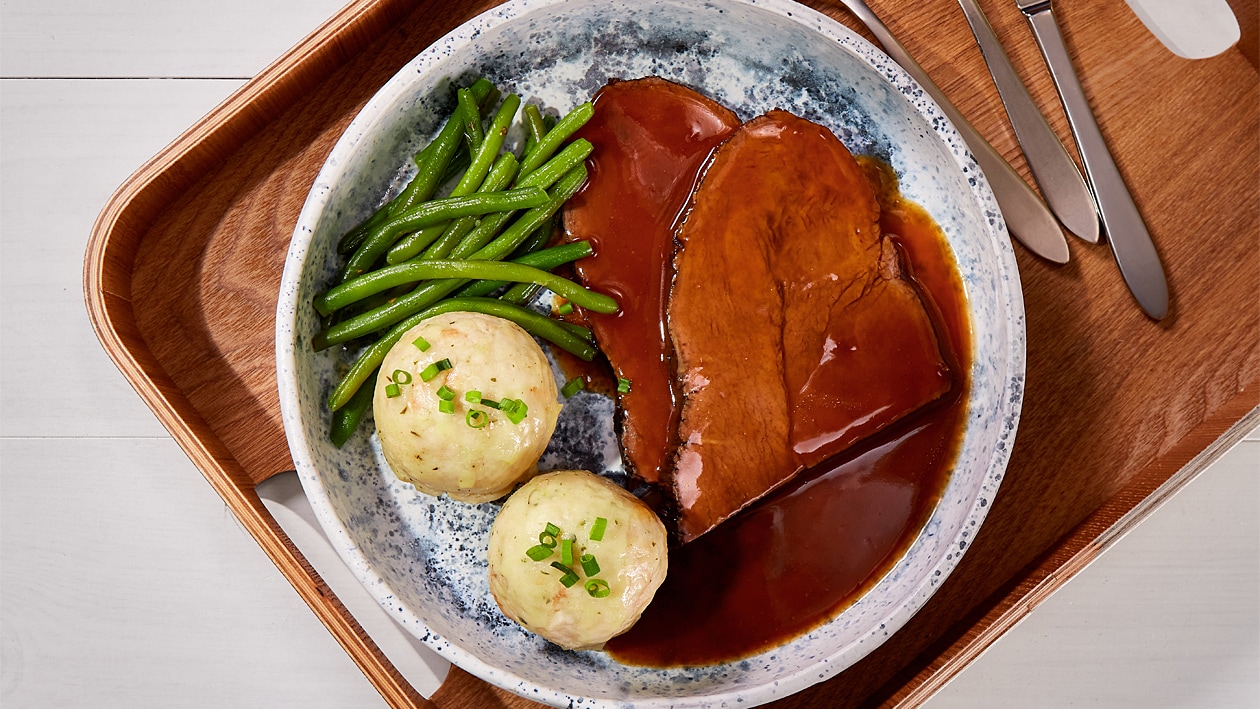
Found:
[1,2,1256,706]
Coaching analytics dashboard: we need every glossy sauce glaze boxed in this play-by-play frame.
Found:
[563,77,740,485]
[604,161,970,667]
[665,110,953,543]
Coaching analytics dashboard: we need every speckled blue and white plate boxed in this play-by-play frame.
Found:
[276,0,1025,706]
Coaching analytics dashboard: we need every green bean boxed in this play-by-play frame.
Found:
[448,140,592,260]
[380,99,522,266]
[316,259,616,316]
[519,101,594,176]
[337,142,448,255]
[410,160,514,263]
[336,83,495,258]
[335,80,497,255]
[450,94,520,197]
[329,366,377,447]
[314,165,589,349]
[454,240,593,298]
[500,282,542,305]
[511,212,558,260]
[340,186,547,280]
[523,103,547,154]
[389,151,519,265]
[472,164,587,262]
[327,297,598,411]
[557,320,595,343]
[457,88,484,151]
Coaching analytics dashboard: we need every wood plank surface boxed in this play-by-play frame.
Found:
[74,0,1259,707]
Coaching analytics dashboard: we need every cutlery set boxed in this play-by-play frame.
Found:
[836,0,1169,319]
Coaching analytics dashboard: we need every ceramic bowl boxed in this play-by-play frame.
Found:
[275,0,1025,706]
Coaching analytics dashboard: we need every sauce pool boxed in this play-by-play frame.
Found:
[603,158,970,666]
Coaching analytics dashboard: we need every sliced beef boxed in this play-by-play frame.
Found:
[666,110,953,543]
[564,77,741,486]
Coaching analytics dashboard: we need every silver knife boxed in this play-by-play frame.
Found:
[1017,0,1169,319]
[956,0,1100,244]
[836,0,1070,264]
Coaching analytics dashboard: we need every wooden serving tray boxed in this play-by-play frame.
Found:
[83,0,1259,706]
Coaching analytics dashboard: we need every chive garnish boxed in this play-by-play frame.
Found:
[525,544,552,561]
[503,398,528,424]
[465,390,481,403]
[393,369,413,385]
[413,336,430,351]
[385,382,401,398]
[585,578,610,598]
[481,398,501,410]
[561,377,584,398]
[539,523,559,548]
[589,517,607,541]
[617,377,631,394]
[436,385,455,401]
[560,537,575,566]
[438,400,455,414]
[579,553,600,577]
[466,409,488,428]
[550,561,580,588]
[419,358,453,382]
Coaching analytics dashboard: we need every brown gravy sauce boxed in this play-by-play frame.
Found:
[602,157,971,667]
[563,78,741,484]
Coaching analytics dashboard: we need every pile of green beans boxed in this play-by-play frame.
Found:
[318,79,608,446]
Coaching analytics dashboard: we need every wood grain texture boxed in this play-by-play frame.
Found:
[82,0,1259,707]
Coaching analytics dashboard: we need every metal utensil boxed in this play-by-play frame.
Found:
[956,0,1099,244]
[835,0,1071,264]
[1017,0,1169,319]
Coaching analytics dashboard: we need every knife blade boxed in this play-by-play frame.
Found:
[956,0,1100,244]
[835,0,1070,264]
[1017,0,1169,319]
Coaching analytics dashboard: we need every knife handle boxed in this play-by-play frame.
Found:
[956,0,1099,244]
[843,0,1069,263]
[1023,4,1169,319]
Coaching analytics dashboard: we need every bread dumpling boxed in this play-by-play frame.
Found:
[487,470,668,650]
[373,311,561,503]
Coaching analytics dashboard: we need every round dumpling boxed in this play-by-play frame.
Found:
[373,311,561,503]
[487,469,668,650]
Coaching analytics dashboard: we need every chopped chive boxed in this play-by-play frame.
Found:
[525,544,552,561]
[419,362,441,382]
[435,358,453,372]
[550,561,580,588]
[579,553,599,577]
[502,398,528,424]
[585,578,610,598]
[589,517,607,541]
[617,377,631,394]
[412,336,430,351]
[465,390,482,403]
[481,398,501,410]
[436,385,455,401]
[392,369,413,385]
[560,537,575,566]
[466,409,488,428]
[561,377,585,398]
[438,400,455,414]
[539,523,559,548]
[385,382,401,398]
[557,302,574,316]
